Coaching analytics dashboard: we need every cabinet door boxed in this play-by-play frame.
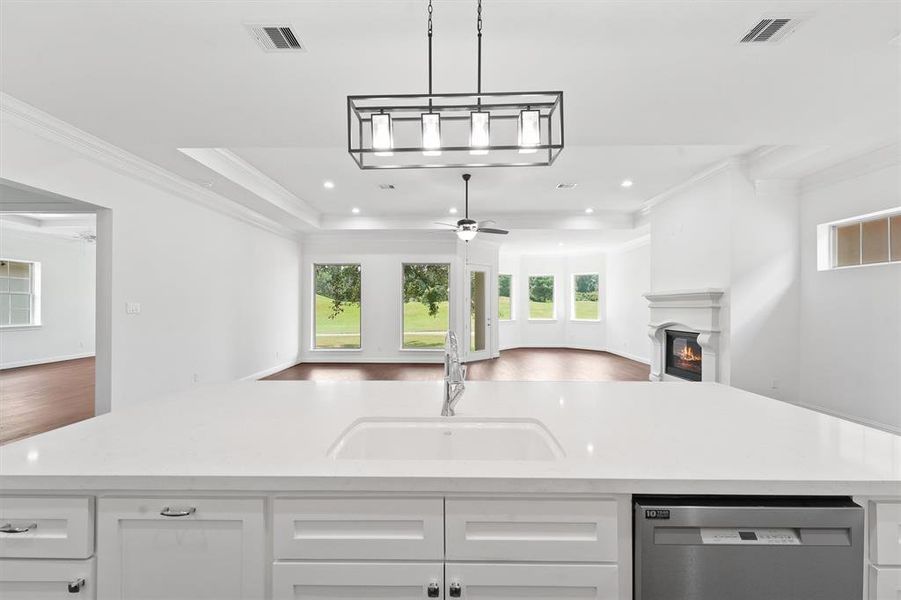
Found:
[445,563,619,600]
[0,558,95,599]
[273,562,444,600]
[869,566,901,600]
[97,497,264,600]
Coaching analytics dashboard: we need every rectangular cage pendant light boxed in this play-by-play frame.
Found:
[347,91,564,169]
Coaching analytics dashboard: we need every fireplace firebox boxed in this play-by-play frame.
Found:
[665,330,702,381]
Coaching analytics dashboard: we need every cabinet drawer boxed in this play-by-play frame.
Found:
[0,557,95,599]
[273,497,444,560]
[446,498,619,562]
[869,565,901,600]
[273,562,444,600]
[446,562,619,600]
[0,497,93,559]
[870,501,901,566]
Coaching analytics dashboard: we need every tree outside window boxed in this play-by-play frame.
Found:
[313,264,361,349]
[403,264,450,349]
[528,275,554,319]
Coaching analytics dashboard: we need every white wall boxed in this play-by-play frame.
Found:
[799,163,901,431]
[498,252,606,351]
[299,234,499,363]
[0,110,300,412]
[606,240,651,364]
[0,227,95,368]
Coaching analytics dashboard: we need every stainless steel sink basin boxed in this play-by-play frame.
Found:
[328,417,565,461]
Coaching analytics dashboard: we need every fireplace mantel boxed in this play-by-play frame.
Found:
[643,288,726,383]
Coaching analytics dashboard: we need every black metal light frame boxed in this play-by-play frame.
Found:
[346,91,564,170]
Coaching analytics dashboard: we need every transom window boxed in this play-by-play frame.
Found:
[832,211,900,269]
[0,259,40,327]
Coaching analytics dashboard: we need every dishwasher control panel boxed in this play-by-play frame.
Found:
[699,528,801,545]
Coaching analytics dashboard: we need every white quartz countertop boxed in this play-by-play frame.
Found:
[1,381,900,495]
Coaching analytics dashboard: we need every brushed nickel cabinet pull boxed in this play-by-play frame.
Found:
[0,522,37,534]
[160,507,196,517]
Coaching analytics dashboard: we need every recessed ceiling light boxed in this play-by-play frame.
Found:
[621,179,633,188]
[449,207,458,215]
[351,207,360,214]
[556,183,577,190]
[323,180,335,189]
[584,208,594,214]
[558,242,565,247]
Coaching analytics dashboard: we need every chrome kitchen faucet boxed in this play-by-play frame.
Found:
[442,331,466,416]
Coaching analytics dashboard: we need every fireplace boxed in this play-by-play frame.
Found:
[665,330,702,381]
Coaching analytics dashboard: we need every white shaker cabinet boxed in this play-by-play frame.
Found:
[0,558,95,599]
[273,562,444,599]
[97,497,265,600]
[444,562,619,600]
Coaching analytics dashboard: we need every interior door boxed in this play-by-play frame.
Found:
[465,265,492,362]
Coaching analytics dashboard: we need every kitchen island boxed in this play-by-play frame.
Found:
[1,381,899,598]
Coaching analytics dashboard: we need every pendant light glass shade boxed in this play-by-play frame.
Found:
[372,113,394,156]
[421,113,442,156]
[469,111,490,155]
[518,109,540,154]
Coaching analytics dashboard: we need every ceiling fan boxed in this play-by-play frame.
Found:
[436,174,509,241]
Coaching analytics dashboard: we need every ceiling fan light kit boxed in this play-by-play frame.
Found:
[436,173,510,241]
[347,0,564,170]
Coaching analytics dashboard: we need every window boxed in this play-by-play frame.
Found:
[498,274,512,320]
[313,264,361,349]
[0,259,39,327]
[402,263,449,349]
[831,211,901,268]
[572,273,600,320]
[528,275,555,319]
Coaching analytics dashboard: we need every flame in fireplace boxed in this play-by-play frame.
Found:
[678,345,701,362]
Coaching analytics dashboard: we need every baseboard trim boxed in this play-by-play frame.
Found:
[0,352,95,370]
[791,400,901,436]
[241,358,303,381]
[297,353,444,365]
[603,348,651,365]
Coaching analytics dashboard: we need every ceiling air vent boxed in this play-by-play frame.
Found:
[247,24,305,52]
[740,18,799,43]
[556,183,577,190]
[378,184,396,190]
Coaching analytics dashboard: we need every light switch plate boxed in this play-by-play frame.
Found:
[125,302,141,315]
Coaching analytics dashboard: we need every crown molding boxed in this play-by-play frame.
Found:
[0,93,299,239]
[636,157,743,218]
[800,141,900,194]
[178,147,320,228]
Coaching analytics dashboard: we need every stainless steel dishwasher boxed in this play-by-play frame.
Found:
[634,496,863,600]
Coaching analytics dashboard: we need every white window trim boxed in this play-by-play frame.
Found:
[400,262,451,352]
[0,258,41,328]
[311,263,362,351]
[527,274,556,321]
[570,272,601,322]
[498,273,513,321]
[818,207,901,271]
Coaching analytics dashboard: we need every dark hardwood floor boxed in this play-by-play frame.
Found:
[0,357,95,445]
[0,349,648,445]
[264,348,650,382]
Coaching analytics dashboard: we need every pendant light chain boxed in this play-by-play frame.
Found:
[427,0,433,96]
[476,0,483,96]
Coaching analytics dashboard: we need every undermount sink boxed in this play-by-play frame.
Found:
[328,417,565,461]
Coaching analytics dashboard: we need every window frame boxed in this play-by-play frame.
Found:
[570,272,601,322]
[311,263,362,351]
[400,262,451,351]
[497,273,513,321]
[527,274,556,321]
[0,258,41,329]
[827,209,901,270]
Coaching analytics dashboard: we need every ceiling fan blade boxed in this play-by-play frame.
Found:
[478,219,496,227]
[479,227,509,235]
[433,222,459,228]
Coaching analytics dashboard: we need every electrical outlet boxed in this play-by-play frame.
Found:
[125,302,141,315]
[276,351,280,360]
[771,378,780,390]
[192,373,199,384]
